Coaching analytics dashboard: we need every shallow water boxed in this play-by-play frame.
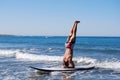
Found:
[0,36,120,80]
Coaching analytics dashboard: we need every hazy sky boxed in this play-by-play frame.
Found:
[0,0,120,36]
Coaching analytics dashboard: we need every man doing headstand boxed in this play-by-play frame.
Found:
[63,20,80,68]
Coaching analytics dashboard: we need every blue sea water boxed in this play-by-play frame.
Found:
[0,36,120,80]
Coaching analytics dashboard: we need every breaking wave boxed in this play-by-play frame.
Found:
[1,49,120,70]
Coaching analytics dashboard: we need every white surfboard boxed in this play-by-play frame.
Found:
[30,65,95,72]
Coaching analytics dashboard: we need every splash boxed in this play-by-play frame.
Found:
[1,49,120,71]
[0,49,17,57]
[16,52,62,61]
[0,49,96,64]
[96,59,120,70]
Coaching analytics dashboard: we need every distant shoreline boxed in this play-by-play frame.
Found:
[0,34,15,36]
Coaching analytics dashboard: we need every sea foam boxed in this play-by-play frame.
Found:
[0,49,17,57]
[1,49,120,70]
[96,59,120,70]
[16,52,62,61]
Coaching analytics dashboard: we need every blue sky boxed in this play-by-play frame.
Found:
[0,0,120,36]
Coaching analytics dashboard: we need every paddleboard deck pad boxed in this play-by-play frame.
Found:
[30,65,95,72]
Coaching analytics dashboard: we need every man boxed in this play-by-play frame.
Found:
[63,20,80,68]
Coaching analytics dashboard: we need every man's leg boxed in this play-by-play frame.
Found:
[71,21,80,35]
[69,21,80,43]
[66,21,80,42]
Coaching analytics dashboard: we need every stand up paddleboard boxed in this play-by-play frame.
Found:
[30,65,95,72]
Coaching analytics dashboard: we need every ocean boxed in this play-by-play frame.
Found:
[0,36,120,80]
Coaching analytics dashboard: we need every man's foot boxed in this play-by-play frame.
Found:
[75,21,80,23]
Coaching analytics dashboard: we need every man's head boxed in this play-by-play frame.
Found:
[63,61,69,68]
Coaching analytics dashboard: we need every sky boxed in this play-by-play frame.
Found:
[0,0,120,36]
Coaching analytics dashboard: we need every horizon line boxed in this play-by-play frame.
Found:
[0,34,120,37]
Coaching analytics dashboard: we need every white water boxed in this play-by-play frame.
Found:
[1,49,120,71]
